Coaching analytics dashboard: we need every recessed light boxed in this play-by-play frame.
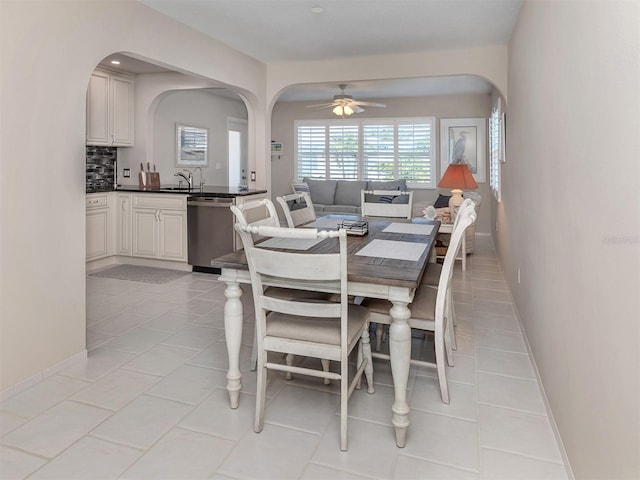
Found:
[110,60,121,65]
[310,6,324,14]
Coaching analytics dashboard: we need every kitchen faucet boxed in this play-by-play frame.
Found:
[194,167,205,190]
[174,171,192,190]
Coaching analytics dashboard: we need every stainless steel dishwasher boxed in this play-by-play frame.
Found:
[187,196,235,272]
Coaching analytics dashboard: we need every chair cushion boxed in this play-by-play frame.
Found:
[363,286,436,321]
[334,180,367,207]
[304,178,337,205]
[266,304,370,346]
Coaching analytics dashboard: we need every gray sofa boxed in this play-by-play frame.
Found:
[295,178,409,215]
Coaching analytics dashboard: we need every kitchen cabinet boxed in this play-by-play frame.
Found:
[86,69,134,146]
[86,193,114,261]
[132,194,187,262]
[116,193,132,256]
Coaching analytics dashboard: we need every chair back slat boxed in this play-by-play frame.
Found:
[361,189,413,219]
[277,192,317,227]
[435,207,476,318]
[236,224,349,344]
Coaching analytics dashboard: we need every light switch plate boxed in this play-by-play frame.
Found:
[123,168,131,178]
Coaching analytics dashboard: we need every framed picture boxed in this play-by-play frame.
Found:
[176,124,208,166]
[271,141,282,161]
[440,118,486,183]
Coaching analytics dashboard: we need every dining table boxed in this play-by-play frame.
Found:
[210,215,440,447]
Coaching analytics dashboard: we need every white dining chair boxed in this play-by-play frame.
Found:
[421,198,477,287]
[375,199,477,352]
[276,191,317,227]
[361,189,413,219]
[236,223,374,451]
[363,206,477,404]
[230,199,334,373]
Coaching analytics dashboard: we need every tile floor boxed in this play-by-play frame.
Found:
[1,237,569,479]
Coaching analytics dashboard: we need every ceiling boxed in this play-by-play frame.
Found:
[107,0,524,102]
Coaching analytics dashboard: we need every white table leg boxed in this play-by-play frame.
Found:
[388,297,412,448]
[223,280,244,409]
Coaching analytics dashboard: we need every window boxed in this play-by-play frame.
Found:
[295,117,436,188]
[489,99,503,201]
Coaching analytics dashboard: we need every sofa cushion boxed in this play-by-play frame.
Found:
[334,180,367,207]
[323,205,361,214]
[366,179,407,191]
[304,178,337,205]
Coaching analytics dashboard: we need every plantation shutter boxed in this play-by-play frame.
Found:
[297,125,327,179]
[328,124,358,179]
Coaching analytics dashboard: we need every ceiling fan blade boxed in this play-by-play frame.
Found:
[353,101,387,108]
[310,105,337,111]
[305,103,334,108]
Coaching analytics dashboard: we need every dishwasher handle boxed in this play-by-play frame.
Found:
[187,197,234,207]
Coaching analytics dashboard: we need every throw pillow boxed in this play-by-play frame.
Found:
[292,181,310,193]
[379,187,400,203]
[434,194,451,209]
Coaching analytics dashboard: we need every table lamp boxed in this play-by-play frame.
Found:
[437,163,478,218]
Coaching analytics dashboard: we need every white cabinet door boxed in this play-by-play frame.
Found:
[111,75,134,146]
[158,210,187,261]
[132,209,159,258]
[86,209,109,261]
[86,71,110,145]
[86,69,134,146]
[116,193,132,256]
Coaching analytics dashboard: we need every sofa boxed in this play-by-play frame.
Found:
[293,178,409,215]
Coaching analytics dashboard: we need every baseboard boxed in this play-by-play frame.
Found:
[510,301,575,479]
[87,256,192,273]
[1,350,87,402]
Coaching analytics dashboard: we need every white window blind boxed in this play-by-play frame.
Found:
[363,124,395,180]
[295,117,435,188]
[489,98,502,202]
[329,125,359,179]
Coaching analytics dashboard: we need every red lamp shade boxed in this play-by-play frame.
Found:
[437,163,478,190]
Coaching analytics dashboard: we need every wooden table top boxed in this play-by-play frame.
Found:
[211,218,440,289]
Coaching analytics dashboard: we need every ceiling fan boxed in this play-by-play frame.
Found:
[306,84,386,117]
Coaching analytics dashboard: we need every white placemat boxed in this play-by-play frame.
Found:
[305,217,341,229]
[355,239,427,262]
[259,237,325,251]
[382,223,435,235]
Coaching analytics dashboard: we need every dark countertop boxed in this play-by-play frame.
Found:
[88,185,267,198]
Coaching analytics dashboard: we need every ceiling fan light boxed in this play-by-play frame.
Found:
[343,105,354,115]
[332,105,343,116]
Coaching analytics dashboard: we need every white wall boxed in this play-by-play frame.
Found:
[0,0,266,395]
[496,1,639,477]
[150,89,247,187]
[271,93,493,233]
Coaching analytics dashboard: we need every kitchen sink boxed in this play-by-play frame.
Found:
[161,186,190,191]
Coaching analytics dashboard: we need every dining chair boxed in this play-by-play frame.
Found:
[375,199,478,352]
[230,199,334,373]
[276,191,317,227]
[421,198,477,287]
[363,206,477,404]
[236,223,374,451]
[361,189,414,219]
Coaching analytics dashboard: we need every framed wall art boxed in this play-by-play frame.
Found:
[440,117,486,183]
[176,124,208,166]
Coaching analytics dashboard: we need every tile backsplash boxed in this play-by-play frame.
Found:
[86,146,116,192]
